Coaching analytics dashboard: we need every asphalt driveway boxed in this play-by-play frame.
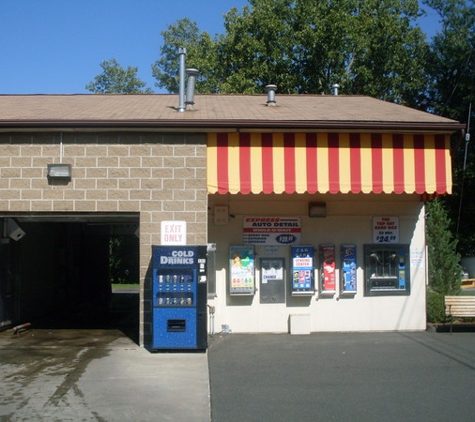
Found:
[208,330,475,422]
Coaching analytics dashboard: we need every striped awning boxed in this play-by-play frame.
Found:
[207,133,452,195]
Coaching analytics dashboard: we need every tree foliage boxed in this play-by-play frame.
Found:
[152,18,219,94]
[424,0,475,120]
[426,199,462,295]
[86,58,153,94]
[152,0,429,105]
[423,0,475,256]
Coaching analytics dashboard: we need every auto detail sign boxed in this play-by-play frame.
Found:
[243,217,301,245]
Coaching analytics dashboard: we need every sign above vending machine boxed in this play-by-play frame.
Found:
[161,221,187,245]
[243,217,301,245]
[372,216,399,244]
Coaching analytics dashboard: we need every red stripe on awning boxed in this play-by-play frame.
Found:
[350,133,362,193]
[435,134,447,194]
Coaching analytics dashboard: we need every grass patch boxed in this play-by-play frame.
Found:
[112,283,139,290]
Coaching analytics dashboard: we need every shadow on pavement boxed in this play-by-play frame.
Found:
[434,322,475,333]
[27,291,139,344]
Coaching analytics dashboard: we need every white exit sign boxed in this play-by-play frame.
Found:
[161,221,187,245]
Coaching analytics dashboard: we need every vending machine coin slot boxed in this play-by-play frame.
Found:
[167,319,186,332]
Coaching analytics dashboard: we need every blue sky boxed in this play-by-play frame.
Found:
[0,0,441,95]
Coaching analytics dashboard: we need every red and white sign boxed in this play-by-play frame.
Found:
[243,217,301,245]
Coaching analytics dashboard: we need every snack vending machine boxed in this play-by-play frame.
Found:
[341,245,357,294]
[291,246,314,295]
[152,245,207,350]
[363,244,410,296]
[319,244,336,294]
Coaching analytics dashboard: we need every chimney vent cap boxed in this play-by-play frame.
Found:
[265,84,278,106]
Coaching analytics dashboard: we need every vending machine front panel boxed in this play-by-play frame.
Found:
[229,246,255,295]
[319,245,336,295]
[259,257,286,304]
[153,307,197,349]
[341,245,357,294]
[363,244,410,296]
[152,245,207,350]
[291,246,314,296]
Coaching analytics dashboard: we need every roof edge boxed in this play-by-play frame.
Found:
[0,119,465,134]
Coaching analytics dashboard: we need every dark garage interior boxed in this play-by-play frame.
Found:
[0,214,140,342]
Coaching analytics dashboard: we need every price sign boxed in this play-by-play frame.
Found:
[373,217,399,244]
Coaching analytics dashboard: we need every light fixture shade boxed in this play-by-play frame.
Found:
[309,202,326,218]
[47,164,71,178]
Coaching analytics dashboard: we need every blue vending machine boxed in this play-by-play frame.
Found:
[152,245,207,350]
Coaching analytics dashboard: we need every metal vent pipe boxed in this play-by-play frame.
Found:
[332,84,340,96]
[185,68,199,111]
[265,84,277,106]
[177,47,186,112]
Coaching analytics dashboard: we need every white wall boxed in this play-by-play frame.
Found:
[208,193,427,333]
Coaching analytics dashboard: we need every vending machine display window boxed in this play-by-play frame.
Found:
[340,245,357,295]
[291,246,314,296]
[319,244,336,295]
[364,244,410,296]
[260,257,286,304]
[229,246,255,295]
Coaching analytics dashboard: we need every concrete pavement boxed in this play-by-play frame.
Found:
[2,327,475,421]
[0,328,210,421]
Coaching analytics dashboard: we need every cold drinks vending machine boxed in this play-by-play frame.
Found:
[152,245,207,350]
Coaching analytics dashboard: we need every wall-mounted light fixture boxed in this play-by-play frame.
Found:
[309,202,326,218]
[47,163,71,179]
[5,218,26,241]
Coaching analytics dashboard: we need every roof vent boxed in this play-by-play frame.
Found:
[177,48,186,112]
[265,85,277,106]
[331,84,340,96]
[185,68,199,111]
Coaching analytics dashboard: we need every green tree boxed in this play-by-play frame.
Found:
[424,0,474,120]
[426,199,462,322]
[86,58,153,94]
[154,0,429,104]
[152,18,219,94]
[423,0,475,256]
[426,199,462,295]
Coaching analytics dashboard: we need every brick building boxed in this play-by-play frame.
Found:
[0,94,463,347]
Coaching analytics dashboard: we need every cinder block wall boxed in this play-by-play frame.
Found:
[0,132,208,346]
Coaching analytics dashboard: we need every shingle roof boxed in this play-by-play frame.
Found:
[0,94,463,132]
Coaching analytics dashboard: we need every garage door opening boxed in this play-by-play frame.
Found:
[0,214,140,343]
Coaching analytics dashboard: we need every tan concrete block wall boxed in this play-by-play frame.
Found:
[0,132,208,346]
